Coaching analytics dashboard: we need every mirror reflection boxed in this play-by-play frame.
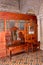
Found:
[29,25,34,34]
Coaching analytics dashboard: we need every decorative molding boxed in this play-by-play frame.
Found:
[27,9,35,14]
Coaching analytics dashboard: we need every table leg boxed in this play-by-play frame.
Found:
[10,50,12,60]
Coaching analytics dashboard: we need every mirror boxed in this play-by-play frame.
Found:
[11,30,17,41]
[29,25,34,34]
[6,20,15,30]
[11,27,18,41]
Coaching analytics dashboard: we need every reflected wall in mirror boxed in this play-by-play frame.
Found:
[0,19,4,32]
[18,20,25,30]
[6,20,15,30]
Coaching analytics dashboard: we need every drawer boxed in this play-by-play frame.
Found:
[9,45,24,54]
[14,46,23,52]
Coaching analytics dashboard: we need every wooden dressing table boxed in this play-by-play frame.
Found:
[0,12,40,58]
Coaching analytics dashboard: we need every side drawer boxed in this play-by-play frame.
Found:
[9,45,24,54]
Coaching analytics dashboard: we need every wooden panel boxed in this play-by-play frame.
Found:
[0,32,6,57]
[0,51,6,57]
[7,45,24,55]
[0,12,37,20]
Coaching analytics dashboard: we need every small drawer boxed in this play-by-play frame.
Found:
[9,45,23,54]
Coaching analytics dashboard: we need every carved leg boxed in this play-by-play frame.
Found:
[10,50,12,60]
[32,45,33,52]
[26,45,29,54]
